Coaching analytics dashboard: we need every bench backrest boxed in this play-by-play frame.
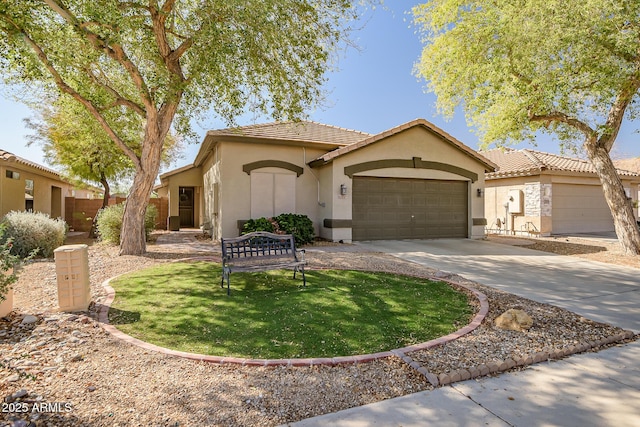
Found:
[221,232,298,260]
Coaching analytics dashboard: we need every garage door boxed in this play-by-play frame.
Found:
[552,184,614,234]
[352,177,468,240]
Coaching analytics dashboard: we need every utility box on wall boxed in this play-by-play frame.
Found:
[508,189,524,214]
[54,244,91,312]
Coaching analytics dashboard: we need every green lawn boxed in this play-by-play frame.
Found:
[109,262,473,359]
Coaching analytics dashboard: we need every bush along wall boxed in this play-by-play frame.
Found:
[242,213,315,245]
[96,203,157,245]
[0,211,67,258]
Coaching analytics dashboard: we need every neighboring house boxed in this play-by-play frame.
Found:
[482,148,640,236]
[614,157,640,217]
[156,119,496,242]
[0,149,74,219]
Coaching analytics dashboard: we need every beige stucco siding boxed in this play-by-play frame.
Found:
[210,141,329,238]
[318,127,489,241]
[163,166,203,227]
[1,163,71,219]
[485,173,639,236]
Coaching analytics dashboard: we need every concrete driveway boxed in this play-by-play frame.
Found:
[358,239,640,332]
[288,238,640,427]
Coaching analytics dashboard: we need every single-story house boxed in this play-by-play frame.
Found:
[482,148,640,236]
[0,149,75,219]
[615,157,640,217]
[156,119,496,242]
[0,148,101,220]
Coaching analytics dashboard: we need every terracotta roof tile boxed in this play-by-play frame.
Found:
[614,157,640,174]
[206,120,372,146]
[483,148,640,178]
[0,148,61,176]
[310,118,497,171]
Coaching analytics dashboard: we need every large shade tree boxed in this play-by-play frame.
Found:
[25,95,181,208]
[25,95,137,208]
[414,0,640,254]
[0,0,361,255]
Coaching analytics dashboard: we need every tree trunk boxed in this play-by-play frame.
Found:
[89,175,111,239]
[585,143,640,255]
[119,137,164,255]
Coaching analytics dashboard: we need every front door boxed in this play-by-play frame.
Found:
[178,187,194,228]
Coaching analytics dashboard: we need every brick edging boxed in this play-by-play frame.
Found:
[97,262,490,367]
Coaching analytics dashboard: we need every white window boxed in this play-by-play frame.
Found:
[250,171,295,218]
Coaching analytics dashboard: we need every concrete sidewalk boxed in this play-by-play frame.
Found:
[286,239,640,427]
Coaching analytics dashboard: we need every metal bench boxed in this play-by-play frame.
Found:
[220,231,307,295]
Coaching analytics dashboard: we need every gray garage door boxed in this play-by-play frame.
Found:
[352,177,468,240]
[552,184,614,234]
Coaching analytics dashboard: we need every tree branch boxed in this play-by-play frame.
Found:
[528,109,595,139]
[43,0,154,111]
[599,69,640,152]
[86,66,146,116]
[4,21,142,169]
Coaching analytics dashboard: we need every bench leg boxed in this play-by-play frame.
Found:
[294,266,306,287]
[222,266,231,296]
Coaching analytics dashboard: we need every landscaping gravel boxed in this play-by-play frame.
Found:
[1,232,635,426]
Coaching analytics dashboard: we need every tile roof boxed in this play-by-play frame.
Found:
[310,118,497,171]
[483,148,640,178]
[614,157,640,174]
[0,149,61,177]
[205,120,372,146]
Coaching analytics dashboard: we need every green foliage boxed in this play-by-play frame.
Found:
[0,211,66,259]
[242,217,275,234]
[110,262,472,359]
[0,0,364,254]
[242,213,315,245]
[274,213,315,245]
[96,203,157,245]
[413,0,640,149]
[0,224,21,303]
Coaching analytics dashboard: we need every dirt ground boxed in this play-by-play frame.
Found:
[487,234,640,269]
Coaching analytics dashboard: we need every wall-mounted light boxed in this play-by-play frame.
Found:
[340,184,348,195]
[476,188,483,197]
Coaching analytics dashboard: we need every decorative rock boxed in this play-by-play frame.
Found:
[12,389,28,399]
[494,309,533,331]
[21,315,38,325]
[4,374,20,382]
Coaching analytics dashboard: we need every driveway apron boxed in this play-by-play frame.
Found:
[357,239,640,332]
[286,239,640,427]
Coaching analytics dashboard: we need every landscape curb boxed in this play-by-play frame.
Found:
[96,260,636,385]
[97,262,489,367]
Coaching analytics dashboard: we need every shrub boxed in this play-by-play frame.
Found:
[274,213,315,245]
[96,203,157,245]
[0,224,21,303]
[242,217,275,234]
[0,211,66,258]
[242,213,315,245]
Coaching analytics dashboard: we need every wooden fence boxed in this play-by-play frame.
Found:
[65,196,168,232]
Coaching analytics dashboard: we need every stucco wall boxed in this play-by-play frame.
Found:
[1,163,71,220]
[317,126,489,241]
[162,166,203,228]
[485,173,639,236]
[203,141,329,238]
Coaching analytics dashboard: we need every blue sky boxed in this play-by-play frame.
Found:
[2,0,639,173]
